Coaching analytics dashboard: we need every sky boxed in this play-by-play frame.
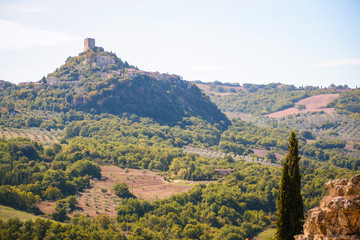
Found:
[0,0,359,88]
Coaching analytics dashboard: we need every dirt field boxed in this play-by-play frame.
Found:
[225,112,251,119]
[39,166,193,218]
[195,83,247,96]
[265,94,339,118]
[252,149,284,161]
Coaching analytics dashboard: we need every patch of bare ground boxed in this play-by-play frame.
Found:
[10,132,19,138]
[19,132,27,138]
[38,201,56,215]
[3,132,11,139]
[39,166,193,218]
[50,135,59,143]
[225,112,251,119]
[265,94,339,118]
[43,135,52,143]
[252,149,284,161]
[345,141,358,151]
[27,134,36,141]
[36,135,44,142]
[306,139,316,145]
[195,83,247,96]
[252,149,267,157]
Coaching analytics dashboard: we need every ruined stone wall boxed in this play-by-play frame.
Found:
[96,55,115,66]
[295,174,360,240]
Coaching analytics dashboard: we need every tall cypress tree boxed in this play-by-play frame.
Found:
[276,130,304,240]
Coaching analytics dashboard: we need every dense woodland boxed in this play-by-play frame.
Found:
[0,49,359,239]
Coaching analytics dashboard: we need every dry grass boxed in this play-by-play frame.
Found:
[0,205,46,221]
[195,83,247,96]
[266,94,339,118]
[225,112,251,119]
[254,227,276,240]
[39,165,193,218]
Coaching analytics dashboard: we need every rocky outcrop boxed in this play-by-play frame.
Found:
[295,174,360,240]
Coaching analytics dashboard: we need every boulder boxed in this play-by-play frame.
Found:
[295,174,360,240]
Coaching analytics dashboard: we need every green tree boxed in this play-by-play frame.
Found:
[112,182,135,199]
[42,186,62,200]
[276,131,304,240]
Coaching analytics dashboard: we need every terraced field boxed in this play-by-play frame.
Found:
[39,166,193,218]
[0,128,62,145]
[183,146,281,167]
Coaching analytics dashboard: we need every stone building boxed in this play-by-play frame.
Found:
[84,38,95,51]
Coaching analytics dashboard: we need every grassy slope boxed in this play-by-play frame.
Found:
[0,205,45,221]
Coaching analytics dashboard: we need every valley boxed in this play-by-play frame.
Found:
[0,42,359,239]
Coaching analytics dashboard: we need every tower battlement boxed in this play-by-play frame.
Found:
[84,38,95,51]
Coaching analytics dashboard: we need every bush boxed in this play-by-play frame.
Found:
[313,139,346,149]
[354,142,360,150]
[42,187,63,200]
[295,104,305,110]
[112,183,135,199]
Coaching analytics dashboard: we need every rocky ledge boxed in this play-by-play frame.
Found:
[295,174,360,240]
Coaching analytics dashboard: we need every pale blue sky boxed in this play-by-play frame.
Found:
[0,0,359,87]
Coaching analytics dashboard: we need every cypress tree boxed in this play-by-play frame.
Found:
[276,130,304,240]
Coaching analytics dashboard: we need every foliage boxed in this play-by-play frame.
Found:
[0,186,39,211]
[329,89,360,122]
[0,216,125,239]
[276,131,304,240]
[0,138,98,210]
[295,104,305,110]
[112,183,135,199]
[115,163,281,239]
[0,48,230,129]
[209,84,332,116]
[52,196,79,221]
[42,187,62,200]
[313,139,346,150]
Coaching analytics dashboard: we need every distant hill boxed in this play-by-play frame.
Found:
[195,81,350,116]
[0,46,229,128]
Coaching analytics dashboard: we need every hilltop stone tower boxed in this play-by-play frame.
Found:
[84,38,95,51]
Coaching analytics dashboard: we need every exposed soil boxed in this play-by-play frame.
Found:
[195,83,247,96]
[344,141,358,151]
[252,148,284,161]
[225,112,251,119]
[252,149,267,157]
[27,134,36,141]
[38,201,56,215]
[265,94,339,118]
[39,166,193,218]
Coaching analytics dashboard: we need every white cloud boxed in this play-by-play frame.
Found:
[0,19,79,50]
[316,58,360,67]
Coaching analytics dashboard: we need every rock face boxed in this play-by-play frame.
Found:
[295,174,360,240]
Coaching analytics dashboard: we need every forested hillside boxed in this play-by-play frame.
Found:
[328,88,360,123]
[196,82,351,116]
[0,47,229,129]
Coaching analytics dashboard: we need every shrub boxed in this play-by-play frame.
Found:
[112,183,135,199]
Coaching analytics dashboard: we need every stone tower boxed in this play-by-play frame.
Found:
[84,38,95,51]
